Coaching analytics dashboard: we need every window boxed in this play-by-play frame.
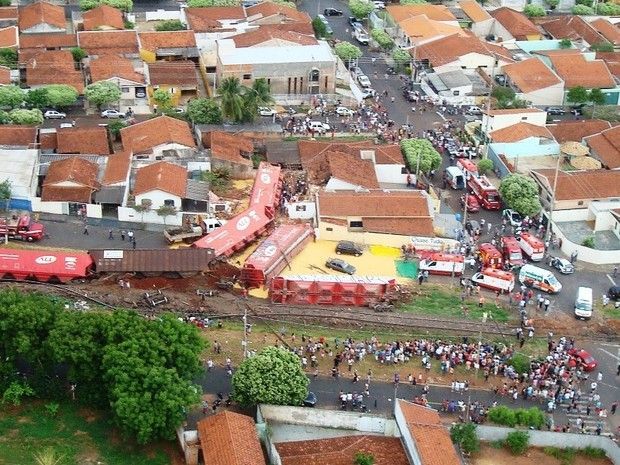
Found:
[453,90,460,96]
[164,199,175,207]
[205,66,216,73]
[324,75,328,90]
[401,167,408,174]
[296,205,307,211]
[577,201,584,206]
[243,73,252,80]
[294,77,297,93]
[121,87,130,93]
[141,198,151,206]
[349,220,363,228]
[214,204,226,212]
[310,69,319,82]
[521,117,528,121]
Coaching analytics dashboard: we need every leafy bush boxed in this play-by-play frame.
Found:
[477,159,493,175]
[582,236,595,248]
[312,16,329,38]
[355,452,375,465]
[80,0,133,12]
[505,431,529,455]
[155,19,186,31]
[581,447,606,459]
[590,42,614,52]
[70,47,87,62]
[559,38,572,49]
[597,2,620,15]
[187,0,239,6]
[544,447,576,465]
[45,402,60,418]
[488,405,518,427]
[450,423,480,454]
[572,4,594,14]
[349,0,374,19]
[334,41,363,62]
[523,4,546,16]
[9,109,43,125]
[400,139,442,173]
[0,48,17,68]
[370,29,394,50]
[2,381,34,406]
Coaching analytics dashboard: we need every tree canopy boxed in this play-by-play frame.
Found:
[312,16,329,38]
[232,347,309,407]
[400,0,428,3]
[0,85,24,110]
[334,41,363,62]
[45,85,79,108]
[79,0,133,12]
[152,89,173,109]
[499,174,542,217]
[566,86,589,104]
[400,139,442,173]
[588,88,605,105]
[572,4,594,14]
[349,0,374,19]
[85,81,121,108]
[187,98,223,124]
[597,2,620,14]
[371,29,394,50]
[523,4,546,16]
[0,48,17,69]
[155,20,186,31]
[9,109,43,125]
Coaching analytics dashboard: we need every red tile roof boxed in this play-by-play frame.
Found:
[185,6,245,32]
[459,0,491,22]
[18,1,66,32]
[490,122,553,142]
[277,436,409,465]
[89,54,145,83]
[246,1,311,24]
[398,400,461,465]
[82,5,124,31]
[0,7,18,20]
[0,65,10,85]
[531,169,620,200]
[595,52,620,78]
[197,411,266,465]
[120,115,196,154]
[102,150,131,185]
[57,126,111,155]
[203,131,253,166]
[0,26,18,48]
[585,126,620,169]
[549,54,615,89]
[133,160,187,197]
[232,26,317,47]
[0,125,37,147]
[386,4,457,22]
[147,60,197,86]
[77,30,139,56]
[26,50,84,93]
[42,156,100,202]
[18,32,77,49]
[138,30,196,52]
[502,58,561,93]
[325,151,380,188]
[298,140,403,165]
[547,119,612,143]
[591,18,620,46]
[415,32,513,67]
[490,7,541,40]
[540,15,605,46]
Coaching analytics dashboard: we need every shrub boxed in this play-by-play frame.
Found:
[544,447,576,465]
[155,19,186,31]
[354,452,375,465]
[581,446,606,459]
[450,423,480,454]
[582,236,595,248]
[504,431,529,455]
[477,158,493,175]
[572,4,594,14]
[45,402,60,417]
[523,4,546,16]
[509,353,530,374]
[488,405,517,427]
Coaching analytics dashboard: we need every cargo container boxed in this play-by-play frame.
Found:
[241,224,314,288]
[0,248,93,282]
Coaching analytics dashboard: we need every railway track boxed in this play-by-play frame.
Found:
[0,279,116,309]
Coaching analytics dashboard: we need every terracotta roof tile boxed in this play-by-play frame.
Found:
[262,21,314,35]
[184,7,246,32]
[89,54,145,83]
[277,436,408,465]
[147,60,197,86]
[298,140,403,165]
[386,4,457,22]
[18,1,66,32]
[398,400,461,465]
[414,32,513,67]
[0,65,10,85]
[400,15,465,44]
[532,169,620,201]
[82,5,124,31]
[57,126,111,155]
[138,30,196,52]
[41,186,96,202]
[246,1,311,24]
[120,115,196,154]
[547,119,612,143]
[326,151,379,188]
[203,130,253,166]
[490,122,553,142]
[595,52,620,77]
[540,15,605,46]
[232,26,317,47]
[502,58,561,93]
[459,0,491,22]
[42,156,100,202]
[591,18,620,46]
[0,125,37,147]
[197,411,266,465]
[585,126,620,169]
[0,26,17,48]
[0,7,18,20]
[490,7,541,40]
[102,150,130,185]
[26,50,84,93]
[19,32,77,49]
[133,160,186,197]
[77,30,139,56]
[549,54,615,89]
[39,130,57,151]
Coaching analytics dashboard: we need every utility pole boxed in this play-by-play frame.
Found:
[482,60,496,159]
[242,303,248,359]
[544,153,562,244]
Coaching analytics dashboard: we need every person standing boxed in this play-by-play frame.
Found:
[544,298,550,312]
[121,230,126,241]
[108,229,114,240]
[612,401,617,415]
[83,224,89,235]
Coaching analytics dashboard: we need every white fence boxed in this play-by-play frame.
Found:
[31,198,103,219]
[144,10,183,22]
[117,206,184,226]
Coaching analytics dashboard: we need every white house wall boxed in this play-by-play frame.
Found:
[374,164,408,185]
[522,82,564,106]
[490,20,515,42]
[471,18,494,38]
[482,111,548,131]
[22,24,65,34]
[134,189,182,210]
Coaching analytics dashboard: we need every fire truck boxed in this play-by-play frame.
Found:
[419,253,464,276]
[517,232,545,262]
[467,175,501,210]
[456,159,478,178]
[500,236,525,268]
[478,243,503,269]
[0,215,45,242]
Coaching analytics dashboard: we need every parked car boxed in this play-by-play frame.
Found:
[549,256,574,274]
[545,106,565,115]
[336,106,355,117]
[307,121,330,133]
[403,89,416,102]
[44,110,66,119]
[101,109,126,118]
[303,391,317,407]
[460,194,480,213]
[323,7,343,16]
[259,107,276,116]
[466,106,482,115]
[357,75,372,88]
[607,285,620,301]
[567,348,597,372]
[361,88,376,99]
[494,75,506,85]
[348,16,361,27]
[135,89,146,98]
[325,258,356,275]
[502,209,522,227]
[336,240,363,256]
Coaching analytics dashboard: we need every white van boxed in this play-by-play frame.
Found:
[518,264,562,294]
[574,286,593,320]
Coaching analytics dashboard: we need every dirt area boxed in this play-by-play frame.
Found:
[472,444,612,465]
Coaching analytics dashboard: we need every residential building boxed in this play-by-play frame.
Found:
[458,0,493,37]
[585,126,620,169]
[138,31,199,62]
[590,18,620,48]
[481,108,547,132]
[132,161,187,211]
[546,119,612,144]
[0,6,18,28]
[25,50,85,93]
[81,5,124,31]
[502,57,563,105]
[147,61,198,107]
[96,150,131,209]
[0,65,10,85]
[18,32,77,62]
[489,122,553,143]
[425,70,474,104]
[56,126,111,155]
[490,7,542,41]
[18,1,66,34]
[184,6,249,50]
[77,30,139,58]
[88,54,147,109]
[120,115,197,158]
[0,148,38,209]
[384,4,464,48]
[41,156,100,203]
[0,26,18,49]
[202,131,254,178]
[596,52,619,78]
[0,126,37,149]
[245,1,311,26]
[540,16,606,48]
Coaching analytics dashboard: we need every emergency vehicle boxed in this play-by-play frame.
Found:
[467,175,501,210]
[456,159,477,178]
[478,243,502,269]
[500,236,524,268]
[419,253,464,276]
[444,166,465,189]
[517,232,544,261]
[471,268,515,293]
[519,264,562,294]
[0,215,44,242]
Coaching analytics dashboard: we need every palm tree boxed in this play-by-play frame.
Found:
[218,77,246,123]
[33,448,63,465]
[250,78,274,107]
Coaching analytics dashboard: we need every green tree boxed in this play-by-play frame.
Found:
[349,0,374,19]
[371,29,394,50]
[545,0,559,8]
[218,76,246,122]
[9,109,43,125]
[107,120,128,140]
[70,47,87,62]
[597,2,620,14]
[523,4,546,16]
[488,405,518,427]
[505,431,529,455]
[312,16,329,38]
[79,0,133,12]
[559,38,572,49]
[0,48,17,68]
[2,381,34,406]
[588,88,605,105]
[0,0,10,6]
[499,174,542,217]
[334,41,363,65]
[491,86,516,102]
[392,48,410,70]
[241,78,273,122]
[0,110,8,124]
[566,86,589,104]
[0,85,24,109]
[132,199,152,224]
[450,423,480,454]
[155,19,186,31]
[355,452,375,465]
[0,179,11,211]
[477,158,493,175]
[572,4,594,14]
[187,98,222,124]
[590,41,614,52]
[232,346,309,407]
[400,139,442,174]
[187,0,239,6]
[85,81,121,109]
[152,88,173,109]
[45,84,79,108]
[156,205,177,225]
[25,88,50,109]
[582,236,595,248]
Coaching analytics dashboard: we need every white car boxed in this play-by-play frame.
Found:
[101,109,126,118]
[307,121,330,133]
[357,75,372,88]
[466,106,483,115]
[502,209,522,227]
[259,107,276,116]
[373,1,386,9]
[44,110,66,119]
[336,107,355,117]
[361,88,376,99]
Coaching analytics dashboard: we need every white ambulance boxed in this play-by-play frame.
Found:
[471,268,515,293]
[518,264,562,294]
[517,232,545,262]
[419,253,465,276]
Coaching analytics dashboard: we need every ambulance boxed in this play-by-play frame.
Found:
[471,268,515,293]
[478,243,503,269]
[517,232,545,262]
[518,264,562,294]
[419,253,464,276]
[456,159,478,179]
[500,236,525,268]
[445,166,465,190]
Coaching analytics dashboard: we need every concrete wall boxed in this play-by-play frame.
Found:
[31,199,103,218]
[211,158,254,180]
[471,18,494,38]
[135,189,182,210]
[285,200,316,221]
[482,112,548,132]
[490,140,560,159]
[375,164,408,185]
[117,206,184,226]
[476,425,620,464]
[523,83,565,106]
[145,10,182,21]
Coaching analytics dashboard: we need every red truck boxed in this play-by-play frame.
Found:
[0,215,45,242]
[467,175,501,210]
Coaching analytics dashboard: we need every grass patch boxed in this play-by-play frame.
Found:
[544,446,576,465]
[0,402,175,465]
[397,285,510,322]
[581,446,607,459]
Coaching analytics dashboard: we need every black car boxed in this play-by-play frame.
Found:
[545,107,565,115]
[324,8,343,16]
[336,240,363,256]
[348,16,361,26]
[303,391,317,407]
[608,286,620,301]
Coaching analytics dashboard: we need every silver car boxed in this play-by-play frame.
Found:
[549,257,574,274]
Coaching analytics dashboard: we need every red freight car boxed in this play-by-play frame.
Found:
[0,248,93,282]
[241,224,314,288]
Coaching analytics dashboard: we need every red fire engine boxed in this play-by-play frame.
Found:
[500,236,525,268]
[0,215,45,242]
[467,175,501,210]
[478,243,503,269]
